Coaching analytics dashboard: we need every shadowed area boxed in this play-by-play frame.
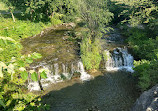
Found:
[42,71,140,111]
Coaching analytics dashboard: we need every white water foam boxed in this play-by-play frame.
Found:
[28,61,93,91]
[78,61,93,81]
[105,47,134,73]
[28,64,63,91]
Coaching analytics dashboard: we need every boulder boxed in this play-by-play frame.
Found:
[131,84,158,111]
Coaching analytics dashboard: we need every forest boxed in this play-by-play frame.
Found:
[0,0,158,110]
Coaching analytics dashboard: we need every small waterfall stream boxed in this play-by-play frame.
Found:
[101,26,134,73]
[105,47,134,73]
[78,61,93,81]
[28,61,92,91]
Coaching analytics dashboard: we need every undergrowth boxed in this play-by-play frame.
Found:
[0,12,53,111]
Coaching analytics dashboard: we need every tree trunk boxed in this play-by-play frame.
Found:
[38,80,44,91]
[10,11,15,22]
[38,73,44,91]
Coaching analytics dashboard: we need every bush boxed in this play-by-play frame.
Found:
[80,32,102,70]
[127,28,157,60]
[126,28,158,91]
[50,13,63,25]
[0,15,50,110]
[0,16,49,62]
[134,59,158,91]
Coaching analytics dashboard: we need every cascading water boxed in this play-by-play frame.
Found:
[105,47,134,73]
[28,61,92,91]
[62,63,69,79]
[77,61,93,81]
[28,64,63,91]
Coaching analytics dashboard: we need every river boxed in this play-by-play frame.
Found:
[22,24,140,111]
[42,71,139,111]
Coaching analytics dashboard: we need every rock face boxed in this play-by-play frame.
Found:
[131,85,158,111]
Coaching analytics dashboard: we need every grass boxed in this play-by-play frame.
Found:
[0,15,54,62]
[0,2,64,62]
[0,2,54,62]
[0,4,54,62]
[0,17,48,40]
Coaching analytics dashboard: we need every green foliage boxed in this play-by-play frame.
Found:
[20,71,28,81]
[0,49,49,110]
[31,52,42,59]
[0,16,48,62]
[0,17,46,40]
[40,71,47,79]
[0,13,50,110]
[0,100,5,108]
[31,72,38,82]
[112,0,158,26]
[134,59,158,91]
[80,32,102,70]
[15,0,78,22]
[123,25,158,91]
[79,0,113,70]
[127,28,158,60]
[102,50,110,61]
[50,13,63,25]
[78,0,113,32]
[0,1,9,10]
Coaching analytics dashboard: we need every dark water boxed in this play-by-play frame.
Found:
[42,71,140,111]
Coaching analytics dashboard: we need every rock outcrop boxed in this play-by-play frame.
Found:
[131,85,158,111]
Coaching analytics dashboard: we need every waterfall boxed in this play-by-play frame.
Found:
[62,63,72,79]
[71,63,74,74]
[78,61,93,81]
[28,61,92,91]
[105,47,134,73]
[54,63,59,75]
[28,63,62,91]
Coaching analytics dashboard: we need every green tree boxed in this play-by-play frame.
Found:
[78,0,113,34]
[1,0,78,22]
[78,0,113,69]
[111,0,158,26]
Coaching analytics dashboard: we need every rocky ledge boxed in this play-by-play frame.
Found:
[131,85,158,111]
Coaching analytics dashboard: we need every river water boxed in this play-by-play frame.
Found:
[22,24,140,111]
[42,71,139,111]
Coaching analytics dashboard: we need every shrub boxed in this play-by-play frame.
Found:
[134,59,158,91]
[80,32,102,70]
[127,28,157,60]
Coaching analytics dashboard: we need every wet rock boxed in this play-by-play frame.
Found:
[71,72,81,79]
[131,84,158,111]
